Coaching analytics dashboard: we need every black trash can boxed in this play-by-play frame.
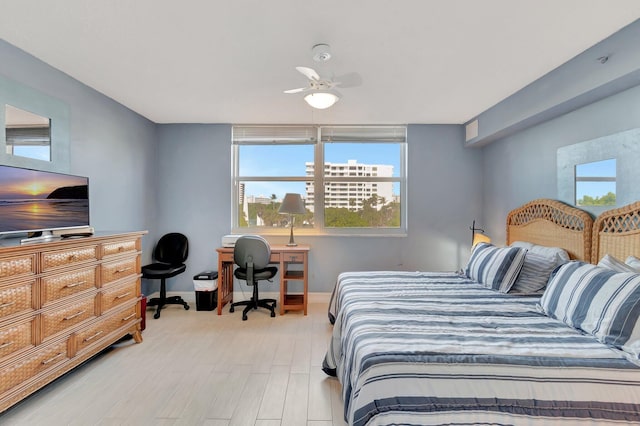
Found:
[193,271,218,311]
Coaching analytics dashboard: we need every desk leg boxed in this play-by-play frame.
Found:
[217,260,234,315]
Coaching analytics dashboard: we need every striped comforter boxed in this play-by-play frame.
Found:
[323,271,640,425]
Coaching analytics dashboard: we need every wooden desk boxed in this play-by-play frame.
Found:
[216,244,310,316]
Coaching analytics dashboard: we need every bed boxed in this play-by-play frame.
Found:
[323,199,640,425]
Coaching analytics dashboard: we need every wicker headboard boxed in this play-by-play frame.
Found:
[592,201,640,264]
[506,199,593,262]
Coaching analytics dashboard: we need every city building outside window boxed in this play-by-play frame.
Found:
[232,125,407,236]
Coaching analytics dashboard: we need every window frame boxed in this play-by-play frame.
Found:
[231,125,407,236]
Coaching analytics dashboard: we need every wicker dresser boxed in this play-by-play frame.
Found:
[0,231,146,413]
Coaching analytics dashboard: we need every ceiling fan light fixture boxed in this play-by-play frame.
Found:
[304,91,340,109]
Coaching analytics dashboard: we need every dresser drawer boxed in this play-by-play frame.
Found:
[75,304,137,354]
[41,246,98,271]
[41,298,96,340]
[0,339,69,395]
[41,266,98,306]
[0,254,36,280]
[101,239,139,258]
[101,257,138,285]
[0,280,35,320]
[0,318,35,360]
[100,279,138,312]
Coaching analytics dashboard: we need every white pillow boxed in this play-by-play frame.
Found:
[598,254,637,273]
[626,256,640,272]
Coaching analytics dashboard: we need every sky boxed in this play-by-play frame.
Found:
[239,143,401,200]
[240,146,616,203]
[575,158,616,201]
[0,166,85,199]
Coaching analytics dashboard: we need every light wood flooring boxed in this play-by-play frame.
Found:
[0,299,346,425]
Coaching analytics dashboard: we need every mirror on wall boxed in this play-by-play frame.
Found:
[558,128,640,217]
[575,158,616,207]
[0,73,70,172]
[5,104,51,161]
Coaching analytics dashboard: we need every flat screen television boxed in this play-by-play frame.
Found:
[0,164,89,240]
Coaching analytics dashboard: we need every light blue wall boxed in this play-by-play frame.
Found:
[476,19,640,246]
[481,83,640,245]
[154,123,483,293]
[153,124,232,293]
[0,40,158,262]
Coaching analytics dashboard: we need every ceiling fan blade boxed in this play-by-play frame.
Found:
[284,87,310,94]
[296,66,320,81]
[333,72,362,89]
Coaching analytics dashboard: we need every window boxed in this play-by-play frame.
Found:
[232,125,407,235]
[575,158,616,206]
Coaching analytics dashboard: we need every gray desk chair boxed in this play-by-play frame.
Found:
[229,235,277,321]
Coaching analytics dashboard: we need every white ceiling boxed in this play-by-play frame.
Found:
[1,0,640,125]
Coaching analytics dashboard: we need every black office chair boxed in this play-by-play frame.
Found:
[142,232,190,319]
[229,235,278,321]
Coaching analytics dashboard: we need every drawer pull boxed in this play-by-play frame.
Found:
[115,292,131,300]
[0,341,14,349]
[63,310,86,321]
[0,301,16,309]
[64,281,86,289]
[115,267,130,274]
[118,246,125,252]
[41,352,64,365]
[68,254,79,261]
[122,313,136,321]
[83,330,104,342]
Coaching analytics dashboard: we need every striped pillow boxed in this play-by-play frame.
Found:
[540,261,640,358]
[598,254,637,273]
[510,241,570,264]
[465,243,527,293]
[509,251,558,294]
[626,256,640,272]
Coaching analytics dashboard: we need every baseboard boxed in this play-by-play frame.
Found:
[144,291,331,305]
[144,291,196,303]
[232,291,331,304]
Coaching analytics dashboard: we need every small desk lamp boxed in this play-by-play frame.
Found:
[279,193,307,246]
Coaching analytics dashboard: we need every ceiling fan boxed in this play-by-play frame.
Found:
[284,44,361,109]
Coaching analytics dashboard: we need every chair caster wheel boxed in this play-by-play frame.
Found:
[184,305,190,310]
[270,311,276,317]
[153,312,160,319]
[230,306,235,313]
[242,314,247,321]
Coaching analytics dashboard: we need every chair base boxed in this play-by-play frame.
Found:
[230,297,276,321]
[147,293,190,319]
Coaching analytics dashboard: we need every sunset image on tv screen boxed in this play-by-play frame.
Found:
[0,166,89,233]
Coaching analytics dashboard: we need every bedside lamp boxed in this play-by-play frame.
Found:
[470,220,491,247]
[279,193,307,246]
